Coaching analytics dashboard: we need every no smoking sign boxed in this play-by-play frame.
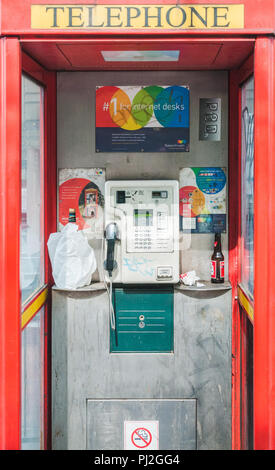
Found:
[131,428,152,448]
[124,421,159,450]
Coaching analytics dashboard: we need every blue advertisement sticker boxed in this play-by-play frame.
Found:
[195,168,226,194]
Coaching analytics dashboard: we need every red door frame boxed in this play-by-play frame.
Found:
[0,37,22,450]
[1,34,275,451]
[0,39,57,449]
[237,63,254,450]
[253,37,275,450]
[230,37,275,450]
[21,52,57,450]
[229,52,254,450]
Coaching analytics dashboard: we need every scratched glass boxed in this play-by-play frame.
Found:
[21,307,44,449]
[20,75,45,450]
[241,77,254,298]
[20,75,45,304]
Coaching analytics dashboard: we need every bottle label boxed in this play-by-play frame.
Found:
[211,260,216,278]
[211,260,224,279]
[220,261,224,278]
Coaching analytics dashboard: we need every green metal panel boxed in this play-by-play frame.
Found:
[110,286,174,353]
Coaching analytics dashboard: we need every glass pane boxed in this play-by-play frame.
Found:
[241,77,254,297]
[21,75,44,304]
[21,308,44,450]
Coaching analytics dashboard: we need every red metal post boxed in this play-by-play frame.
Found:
[43,70,57,449]
[44,71,57,286]
[254,37,275,450]
[229,52,254,449]
[0,37,22,450]
[21,53,57,449]
[229,68,241,450]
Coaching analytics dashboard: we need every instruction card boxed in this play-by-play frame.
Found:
[179,167,227,233]
[96,85,190,152]
[58,168,105,239]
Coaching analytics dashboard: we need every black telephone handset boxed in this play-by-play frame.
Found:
[104,222,119,277]
[104,222,119,332]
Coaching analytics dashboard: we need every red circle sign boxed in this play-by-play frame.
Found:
[131,427,152,448]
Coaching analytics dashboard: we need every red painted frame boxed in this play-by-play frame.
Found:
[229,66,241,450]
[230,38,275,450]
[254,38,275,450]
[237,66,254,449]
[229,52,254,450]
[237,61,252,451]
[0,44,56,449]
[0,37,22,450]
[0,0,275,452]
[22,52,57,450]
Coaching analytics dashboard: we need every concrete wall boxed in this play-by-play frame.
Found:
[57,71,228,280]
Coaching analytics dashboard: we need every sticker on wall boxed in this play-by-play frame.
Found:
[199,97,221,141]
[179,167,226,233]
[96,85,190,152]
[124,421,159,450]
[59,168,105,238]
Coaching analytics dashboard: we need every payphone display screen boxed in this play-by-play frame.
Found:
[134,209,153,227]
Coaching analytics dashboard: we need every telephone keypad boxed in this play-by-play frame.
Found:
[133,226,154,250]
[132,225,170,251]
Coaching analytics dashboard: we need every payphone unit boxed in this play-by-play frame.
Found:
[104,180,179,284]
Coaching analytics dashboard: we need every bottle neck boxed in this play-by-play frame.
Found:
[214,234,222,252]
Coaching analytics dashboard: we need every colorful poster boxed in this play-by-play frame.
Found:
[179,167,226,233]
[59,168,105,238]
[96,85,190,152]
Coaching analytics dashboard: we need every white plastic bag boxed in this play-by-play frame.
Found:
[47,223,97,289]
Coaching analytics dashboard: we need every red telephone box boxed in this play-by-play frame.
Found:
[0,0,274,450]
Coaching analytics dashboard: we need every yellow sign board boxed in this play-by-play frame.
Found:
[31,4,244,30]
